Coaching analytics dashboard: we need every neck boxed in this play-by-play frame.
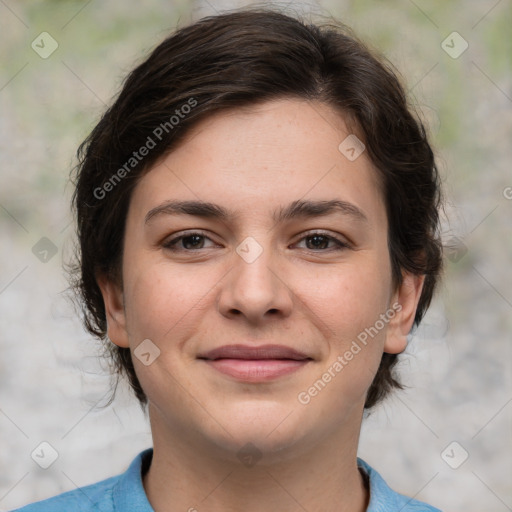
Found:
[143,405,369,512]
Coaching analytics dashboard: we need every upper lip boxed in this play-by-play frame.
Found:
[198,344,311,361]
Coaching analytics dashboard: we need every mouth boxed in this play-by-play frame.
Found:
[197,344,313,382]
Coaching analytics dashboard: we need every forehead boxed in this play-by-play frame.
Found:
[130,98,386,227]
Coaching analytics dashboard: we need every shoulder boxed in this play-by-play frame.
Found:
[357,458,443,512]
[10,449,154,512]
[10,476,118,512]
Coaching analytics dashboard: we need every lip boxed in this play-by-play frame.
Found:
[198,344,310,361]
[198,344,312,382]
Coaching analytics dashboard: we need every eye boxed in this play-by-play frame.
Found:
[293,232,350,251]
[162,230,349,253]
[163,231,219,251]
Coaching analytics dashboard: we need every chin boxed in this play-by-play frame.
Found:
[199,399,317,464]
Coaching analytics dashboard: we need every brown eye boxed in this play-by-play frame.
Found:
[294,232,349,251]
[163,232,217,251]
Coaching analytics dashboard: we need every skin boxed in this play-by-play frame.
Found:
[98,98,424,512]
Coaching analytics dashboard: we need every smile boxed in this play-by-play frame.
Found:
[197,344,313,382]
[204,358,311,381]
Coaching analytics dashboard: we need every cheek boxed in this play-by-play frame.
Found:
[122,258,223,345]
[290,256,392,402]
[292,258,392,340]
[120,260,211,398]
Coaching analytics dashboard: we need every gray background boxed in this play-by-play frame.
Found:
[1,0,511,510]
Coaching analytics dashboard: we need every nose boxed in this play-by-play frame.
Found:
[217,239,293,324]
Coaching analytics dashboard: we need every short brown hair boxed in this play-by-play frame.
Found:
[69,7,443,409]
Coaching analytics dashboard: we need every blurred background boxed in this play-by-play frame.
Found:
[1,0,511,510]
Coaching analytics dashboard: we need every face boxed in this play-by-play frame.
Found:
[99,98,423,461]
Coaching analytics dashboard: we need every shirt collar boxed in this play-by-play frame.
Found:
[112,449,424,512]
[113,448,154,511]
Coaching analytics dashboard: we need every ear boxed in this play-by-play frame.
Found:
[96,273,130,348]
[384,273,425,354]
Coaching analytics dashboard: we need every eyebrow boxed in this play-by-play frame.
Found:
[144,199,368,225]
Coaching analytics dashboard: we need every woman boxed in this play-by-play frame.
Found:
[14,7,443,511]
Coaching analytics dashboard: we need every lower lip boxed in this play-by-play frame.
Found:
[204,358,310,381]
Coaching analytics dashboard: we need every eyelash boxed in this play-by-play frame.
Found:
[162,230,350,252]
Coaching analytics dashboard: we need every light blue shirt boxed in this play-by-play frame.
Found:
[12,449,441,511]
